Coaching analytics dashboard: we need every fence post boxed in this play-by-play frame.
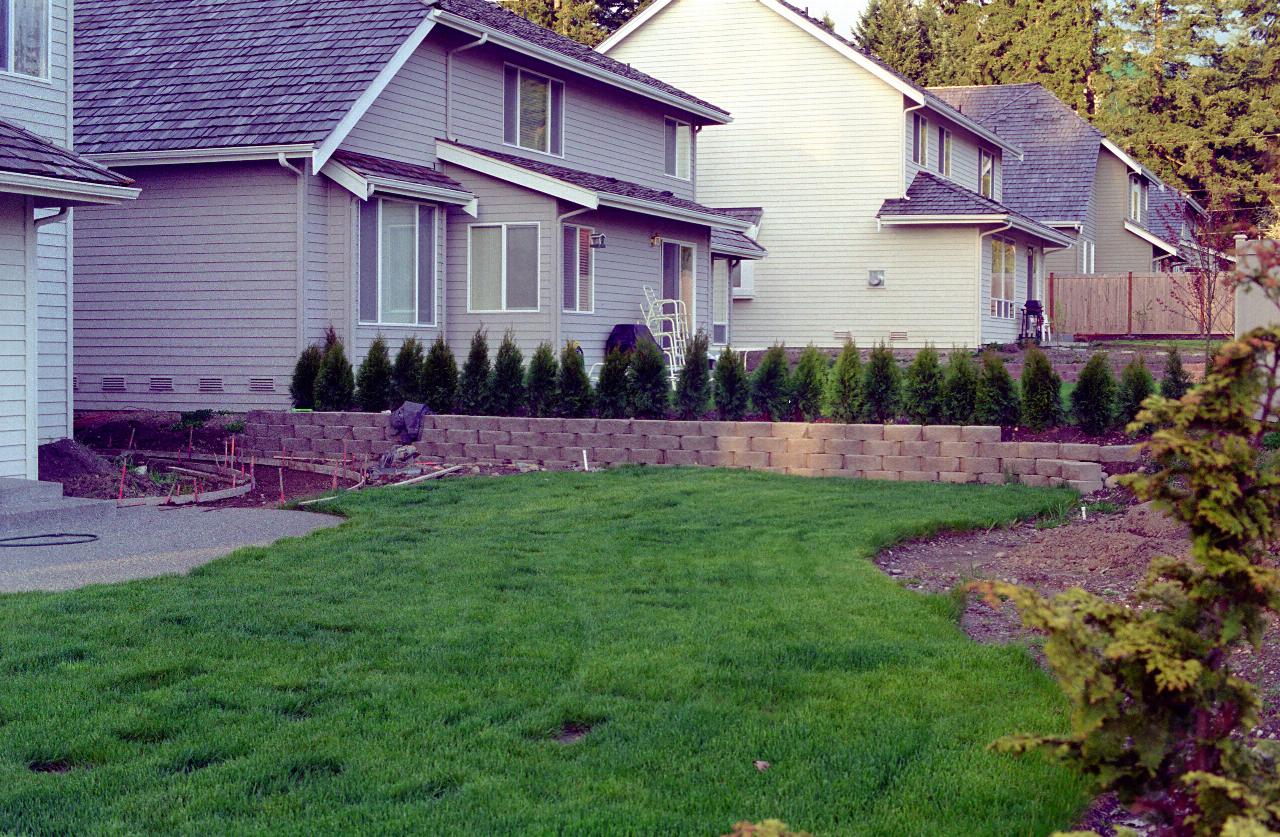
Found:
[1126,271,1134,335]
[1048,272,1055,321]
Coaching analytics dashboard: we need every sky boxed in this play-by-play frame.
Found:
[806,0,870,37]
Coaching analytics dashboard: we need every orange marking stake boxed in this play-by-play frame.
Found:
[117,458,127,504]
[278,465,286,504]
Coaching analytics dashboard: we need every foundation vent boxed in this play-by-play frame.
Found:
[101,376,126,393]
[888,331,909,342]
[248,377,276,393]
[72,376,79,392]
[833,330,852,343]
[198,377,225,394]
[149,376,174,393]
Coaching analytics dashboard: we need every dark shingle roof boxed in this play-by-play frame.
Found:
[712,206,764,226]
[75,0,725,156]
[927,83,1101,225]
[1147,186,1188,249]
[445,142,746,225]
[877,171,1070,243]
[0,118,133,186]
[331,150,471,194]
[711,228,767,258]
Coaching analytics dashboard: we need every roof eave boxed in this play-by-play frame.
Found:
[1124,219,1179,255]
[87,144,316,167]
[878,212,1074,247]
[0,170,140,204]
[321,157,479,216]
[600,194,753,231]
[712,243,768,259]
[921,100,1023,159]
[436,141,599,207]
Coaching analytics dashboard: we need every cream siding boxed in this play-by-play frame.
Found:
[1093,148,1157,273]
[0,195,35,477]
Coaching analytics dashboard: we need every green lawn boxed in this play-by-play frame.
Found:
[0,469,1090,835]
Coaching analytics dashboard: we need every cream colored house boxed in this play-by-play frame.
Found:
[600,0,1072,349]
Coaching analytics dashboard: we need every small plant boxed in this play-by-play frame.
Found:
[974,352,1019,427]
[828,341,863,424]
[1264,431,1280,451]
[861,343,901,423]
[1071,352,1116,435]
[713,346,750,421]
[457,330,492,415]
[1116,355,1156,426]
[489,331,526,417]
[752,345,792,421]
[942,350,979,425]
[1160,346,1192,400]
[223,419,246,435]
[391,337,425,404]
[791,345,829,422]
[1019,346,1063,431]
[420,336,459,414]
[723,821,812,837]
[596,348,631,419]
[556,342,593,418]
[628,339,670,419]
[173,409,214,430]
[355,336,394,412]
[902,345,944,424]
[526,342,559,418]
[675,332,712,419]
[313,338,356,412]
[290,345,324,410]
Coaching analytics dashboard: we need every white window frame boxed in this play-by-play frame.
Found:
[358,198,436,328]
[979,149,996,198]
[504,63,563,158]
[562,223,595,315]
[711,258,731,344]
[989,236,1016,320]
[912,113,929,166]
[937,126,952,176]
[662,239,698,334]
[1129,175,1148,223]
[1,0,52,82]
[664,117,692,180]
[467,222,542,314]
[1079,238,1096,274]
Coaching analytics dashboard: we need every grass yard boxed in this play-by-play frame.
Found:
[0,468,1090,835]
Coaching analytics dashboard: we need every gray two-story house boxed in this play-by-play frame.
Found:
[71,0,761,411]
[0,0,135,480]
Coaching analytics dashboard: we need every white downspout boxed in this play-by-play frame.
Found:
[445,34,488,142]
[34,207,70,229]
[976,223,1012,347]
[278,154,309,353]
[554,207,592,349]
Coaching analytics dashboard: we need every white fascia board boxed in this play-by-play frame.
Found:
[880,213,1074,247]
[436,142,598,208]
[712,243,767,260]
[313,17,439,169]
[1100,138,1153,179]
[321,160,373,199]
[323,158,479,216]
[432,10,731,125]
[87,144,315,167]
[1047,220,1083,230]
[600,194,753,231]
[596,0,676,52]
[0,171,140,204]
[922,101,1023,159]
[1124,219,1179,255]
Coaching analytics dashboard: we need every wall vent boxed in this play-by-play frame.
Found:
[248,377,276,393]
[72,376,79,392]
[888,331,909,342]
[833,330,852,343]
[149,376,174,393]
[198,377,225,394]
[101,376,126,393]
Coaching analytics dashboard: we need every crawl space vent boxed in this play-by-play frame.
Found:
[198,377,225,394]
[248,377,275,393]
[101,376,126,393]
[888,331,909,342]
[72,376,79,392]
[833,330,852,343]
[149,376,174,393]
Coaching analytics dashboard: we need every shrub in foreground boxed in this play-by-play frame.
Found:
[974,352,1019,427]
[391,337,425,404]
[828,341,863,423]
[628,340,670,419]
[526,343,558,418]
[1019,346,1063,431]
[420,336,459,414]
[314,339,355,412]
[1160,347,1192,400]
[1072,352,1116,435]
[489,332,525,416]
[752,345,791,421]
[675,332,712,419]
[903,345,944,424]
[556,342,593,418]
[355,336,394,412]
[596,348,631,419]
[861,343,900,423]
[458,330,492,415]
[791,345,829,422]
[942,350,979,425]
[290,344,324,410]
[714,346,750,421]
[1116,356,1155,426]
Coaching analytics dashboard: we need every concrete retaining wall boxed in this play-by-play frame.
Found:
[242,412,1141,494]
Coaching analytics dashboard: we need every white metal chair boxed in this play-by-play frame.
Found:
[641,287,689,384]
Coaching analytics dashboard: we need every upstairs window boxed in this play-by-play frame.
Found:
[1129,175,1148,223]
[562,225,594,313]
[2,0,49,79]
[665,118,692,179]
[937,126,952,176]
[504,65,564,156]
[358,199,435,326]
[990,238,1016,319]
[911,113,928,166]
[979,149,996,198]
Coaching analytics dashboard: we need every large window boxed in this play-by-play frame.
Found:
[503,65,564,156]
[664,118,692,179]
[358,199,435,326]
[912,113,929,166]
[661,241,696,336]
[562,225,593,313]
[979,149,996,198]
[990,237,1016,319]
[2,0,49,79]
[1129,175,1148,222]
[937,126,952,176]
[469,223,540,312]
[711,259,731,344]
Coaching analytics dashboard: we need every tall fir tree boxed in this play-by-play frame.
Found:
[501,0,607,46]
[854,0,936,85]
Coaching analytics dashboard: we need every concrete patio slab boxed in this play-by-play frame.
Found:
[0,506,342,593]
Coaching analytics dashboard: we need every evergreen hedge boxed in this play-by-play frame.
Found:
[713,346,750,421]
[391,337,425,404]
[556,342,594,418]
[903,345,944,424]
[862,343,900,423]
[526,343,558,418]
[1072,352,1116,435]
[1019,346,1063,431]
[457,330,492,415]
[942,350,979,425]
[828,341,863,423]
[314,339,355,412]
[791,345,829,422]
[355,336,394,413]
[628,340,670,419]
[420,336,459,414]
[290,345,324,410]
[675,332,712,419]
[596,348,631,419]
[1116,356,1155,426]
[1160,347,1192,400]
[751,345,791,421]
[974,352,1020,427]
[489,332,526,416]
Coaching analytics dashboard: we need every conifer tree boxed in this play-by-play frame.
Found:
[595,348,631,419]
[862,343,902,423]
[458,330,492,415]
[1160,347,1192,400]
[903,345,945,424]
[675,332,712,419]
[420,336,459,414]
[290,345,324,410]
[791,345,830,422]
[556,342,594,418]
[751,345,792,421]
[355,336,394,413]
[391,337,425,404]
[1116,355,1156,426]
[1019,346,1064,431]
[526,342,559,418]
[501,0,606,45]
[854,0,936,85]
[628,340,670,419]
[974,352,1020,427]
[942,350,979,425]
[828,341,864,424]
[490,332,526,416]
[314,339,356,412]
[713,346,751,421]
[1072,352,1116,435]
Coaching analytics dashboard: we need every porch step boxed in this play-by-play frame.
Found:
[0,496,116,532]
[0,477,65,509]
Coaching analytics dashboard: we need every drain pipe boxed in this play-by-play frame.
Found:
[34,207,69,229]
[554,207,592,349]
[445,34,489,142]
[278,154,309,354]
[977,223,1012,347]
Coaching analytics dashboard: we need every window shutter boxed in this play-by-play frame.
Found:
[503,66,519,145]
[664,120,677,176]
[359,199,379,322]
[562,225,577,311]
[550,80,564,156]
[418,206,435,325]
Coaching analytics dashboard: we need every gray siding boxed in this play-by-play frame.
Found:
[1094,149,1157,273]
[341,38,447,166]
[74,162,301,410]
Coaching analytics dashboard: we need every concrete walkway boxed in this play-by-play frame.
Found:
[0,505,341,593]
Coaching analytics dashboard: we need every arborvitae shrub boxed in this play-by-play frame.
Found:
[489,331,525,416]
[1117,356,1156,426]
[974,352,1020,427]
[596,348,631,419]
[456,330,492,415]
[1019,346,1064,431]
[290,345,323,409]
[526,342,559,418]
[628,339,670,419]
[828,341,863,423]
[791,345,829,422]
[943,350,979,425]
[391,337,425,404]
[751,345,791,421]
[314,339,355,412]
[420,336,459,414]
[1072,352,1116,435]
[556,342,593,418]
[355,336,394,412]
[714,346,750,421]
[903,345,945,424]
[862,343,901,423]
[675,331,712,419]
[1161,347,1192,400]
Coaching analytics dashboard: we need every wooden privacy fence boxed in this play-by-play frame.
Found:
[1048,272,1235,338]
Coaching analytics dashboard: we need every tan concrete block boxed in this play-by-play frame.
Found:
[592,447,629,464]
[578,432,613,448]
[716,436,751,453]
[1059,443,1102,462]
[1005,457,1038,475]
[734,450,770,468]
[883,455,921,471]
[282,437,311,453]
[824,438,864,456]
[770,422,808,438]
[922,456,960,473]
[939,441,977,458]
[663,420,702,435]
[863,470,901,481]
[629,449,661,465]
[884,424,923,442]
[864,440,899,456]
[750,436,787,453]
[940,471,975,484]
[902,440,940,457]
[978,473,1005,484]
[527,446,563,462]
[663,449,699,466]
[1069,479,1105,494]
[698,450,735,467]
[770,451,809,469]
[1060,460,1104,481]
[545,432,579,447]
[1099,444,1141,463]
[1018,442,1059,459]
[978,441,1020,459]
[445,428,479,445]
[632,419,671,435]
[922,425,963,442]
[314,438,343,455]
[642,434,681,450]
[679,434,717,451]
[1021,474,1051,487]
[1035,459,1064,478]
[295,424,325,439]
[434,442,467,460]
[611,433,643,448]
[899,470,938,482]
[804,423,843,440]
[845,454,882,472]
[845,424,885,441]
[527,418,567,433]
[786,437,823,454]
[464,443,496,460]
[477,429,511,445]
[468,416,506,431]
[509,431,540,447]
[807,453,844,470]
[494,417,530,432]
[961,426,1002,442]
[494,445,529,461]
[352,425,384,442]
[961,456,1000,474]
[595,419,632,434]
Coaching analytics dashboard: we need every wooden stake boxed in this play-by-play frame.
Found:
[127,427,136,451]
[278,465,286,504]
[188,426,194,460]
[117,458,127,504]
